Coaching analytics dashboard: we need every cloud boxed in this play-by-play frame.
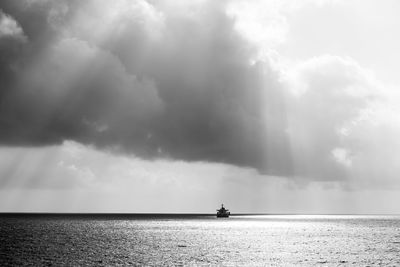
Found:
[0,10,26,41]
[0,0,399,187]
[0,0,292,175]
[0,10,28,111]
[283,55,400,186]
[226,0,289,51]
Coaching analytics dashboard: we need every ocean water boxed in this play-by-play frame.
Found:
[1,214,400,266]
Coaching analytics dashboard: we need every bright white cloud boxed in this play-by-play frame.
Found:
[332,147,352,167]
[226,0,288,51]
[0,10,26,41]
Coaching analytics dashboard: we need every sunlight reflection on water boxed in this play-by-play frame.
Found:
[1,215,400,266]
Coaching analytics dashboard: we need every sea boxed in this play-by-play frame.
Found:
[1,214,400,266]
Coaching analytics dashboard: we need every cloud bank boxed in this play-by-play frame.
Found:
[0,0,398,187]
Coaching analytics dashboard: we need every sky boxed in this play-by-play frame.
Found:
[1,0,400,213]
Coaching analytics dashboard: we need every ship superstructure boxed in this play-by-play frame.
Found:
[216,204,230,218]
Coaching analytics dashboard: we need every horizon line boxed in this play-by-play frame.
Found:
[1,212,399,216]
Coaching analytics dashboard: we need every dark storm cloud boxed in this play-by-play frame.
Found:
[0,0,292,175]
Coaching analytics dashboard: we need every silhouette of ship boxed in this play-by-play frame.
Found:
[216,204,230,218]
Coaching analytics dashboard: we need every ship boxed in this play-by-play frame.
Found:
[216,204,230,218]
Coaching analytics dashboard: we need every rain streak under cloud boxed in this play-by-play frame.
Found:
[1,0,400,213]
